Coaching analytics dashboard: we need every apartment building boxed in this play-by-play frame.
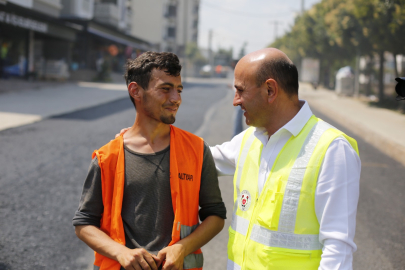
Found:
[1,0,201,81]
[61,0,150,75]
[0,0,77,79]
[0,0,151,80]
[131,0,200,54]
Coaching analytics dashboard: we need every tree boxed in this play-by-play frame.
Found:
[271,0,405,99]
[185,42,208,67]
[352,0,405,100]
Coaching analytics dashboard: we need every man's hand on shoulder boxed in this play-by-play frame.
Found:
[157,244,186,270]
[115,127,130,138]
[117,248,161,270]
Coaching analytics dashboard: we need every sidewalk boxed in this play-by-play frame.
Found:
[1,78,404,166]
[0,76,235,131]
[0,81,128,131]
[299,83,405,167]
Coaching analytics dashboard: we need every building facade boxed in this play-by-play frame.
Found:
[0,0,151,80]
[0,0,77,79]
[131,0,200,55]
[61,0,150,78]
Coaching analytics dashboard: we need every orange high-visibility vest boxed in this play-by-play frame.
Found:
[92,125,204,270]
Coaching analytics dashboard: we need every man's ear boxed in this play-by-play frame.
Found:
[266,79,278,104]
[128,82,141,101]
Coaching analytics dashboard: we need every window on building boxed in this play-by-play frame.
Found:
[194,4,199,14]
[193,20,198,28]
[167,5,177,17]
[167,27,176,38]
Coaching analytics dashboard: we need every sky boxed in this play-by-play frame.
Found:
[198,0,321,57]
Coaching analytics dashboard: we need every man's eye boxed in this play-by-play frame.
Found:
[162,87,170,91]
[178,90,182,94]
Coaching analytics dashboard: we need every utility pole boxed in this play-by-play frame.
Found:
[208,29,213,75]
[269,21,283,41]
[301,0,305,14]
[183,0,188,80]
[239,41,248,59]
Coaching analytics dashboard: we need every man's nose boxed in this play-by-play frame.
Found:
[170,90,181,104]
[233,91,241,107]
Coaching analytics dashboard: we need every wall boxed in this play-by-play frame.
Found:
[130,0,164,46]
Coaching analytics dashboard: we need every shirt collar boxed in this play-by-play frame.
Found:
[254,100,313,139]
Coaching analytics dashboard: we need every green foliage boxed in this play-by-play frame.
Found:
[185,42,208,66]
[270,0,405,92]
[215,47,233,65]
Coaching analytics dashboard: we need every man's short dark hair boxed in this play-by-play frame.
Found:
[256,59,299,97]
[124,51,182,106]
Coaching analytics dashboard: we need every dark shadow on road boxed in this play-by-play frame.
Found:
[368,96,405,114]
[51,97,133,121]
[0,263,12,270]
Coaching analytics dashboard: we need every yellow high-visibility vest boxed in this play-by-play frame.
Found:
[227,116,359,270]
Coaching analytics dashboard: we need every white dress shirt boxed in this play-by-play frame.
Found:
[210,101,361,270]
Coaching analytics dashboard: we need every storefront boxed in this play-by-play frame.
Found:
[0,2,78,79]
[70,20,151,75]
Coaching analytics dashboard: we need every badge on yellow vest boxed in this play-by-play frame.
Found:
[239,190,251,211]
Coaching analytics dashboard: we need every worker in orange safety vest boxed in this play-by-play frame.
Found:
[73,52,226,270]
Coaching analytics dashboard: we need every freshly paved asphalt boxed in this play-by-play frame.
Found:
[1,80,405,270]
[311,107,405,270]
[0,82,228,270]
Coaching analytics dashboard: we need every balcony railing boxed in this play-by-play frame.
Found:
[94,2,119,28]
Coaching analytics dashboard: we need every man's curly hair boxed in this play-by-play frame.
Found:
[124,51,181,103]
[124,51,181,107]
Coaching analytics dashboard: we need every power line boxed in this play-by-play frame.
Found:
[201,1,291,18]
[208,30,273,47]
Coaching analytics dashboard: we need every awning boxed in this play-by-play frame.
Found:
[0,3,78,41]
[87,21,150,51]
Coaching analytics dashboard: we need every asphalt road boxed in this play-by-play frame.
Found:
[1,80,405,270]
[311,107,405,270]
[0,82,228,270]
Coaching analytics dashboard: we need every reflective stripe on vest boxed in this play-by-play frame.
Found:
[93,125,204,270]
[277,120,333,234]
[231,213,250,236]
[181,224,204,268]
[228,116,359,270]
[250,224,322,250]
[227,259,242,270]
[230,130,256,236]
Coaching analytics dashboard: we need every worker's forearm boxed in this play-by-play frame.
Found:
[75,225,127,262]
[177,215,225,256]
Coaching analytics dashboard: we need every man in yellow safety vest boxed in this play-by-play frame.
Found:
[210,48,361,270]
[116,48,361,269]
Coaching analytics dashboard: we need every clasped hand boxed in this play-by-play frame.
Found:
[117,244,186,270]
[157,244,186,270]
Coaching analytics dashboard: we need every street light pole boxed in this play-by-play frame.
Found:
[208,29,213,76]
[183,0,188,81]
[269,21,282,41]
